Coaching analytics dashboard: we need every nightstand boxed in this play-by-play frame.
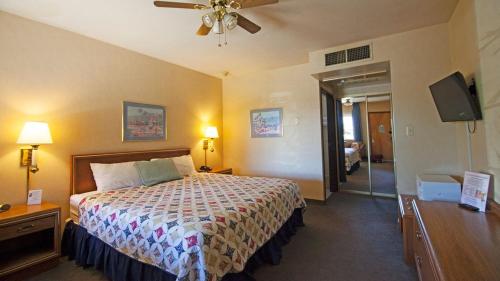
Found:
[210,168,233,175]
[0,203,61,280]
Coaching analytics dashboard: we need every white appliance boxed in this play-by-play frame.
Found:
[417,174,462,202]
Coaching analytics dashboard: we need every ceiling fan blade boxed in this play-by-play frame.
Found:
[196,24,212,36]
[236,13,261,34]
[234,0,278,9]
[154,1,208,9]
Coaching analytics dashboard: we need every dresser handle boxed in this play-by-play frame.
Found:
[416,231,422,240]
[17,224,35,232]
[416,256,423,267]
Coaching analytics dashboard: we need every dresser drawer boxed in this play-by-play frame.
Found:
[414,220,437,281]
[0,215,55,242]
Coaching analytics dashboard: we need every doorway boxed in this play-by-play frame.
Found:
[318,61,397,198]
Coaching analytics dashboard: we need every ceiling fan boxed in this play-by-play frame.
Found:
[154,0,278,45]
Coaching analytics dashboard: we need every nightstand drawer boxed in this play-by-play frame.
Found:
[0,215,55,242]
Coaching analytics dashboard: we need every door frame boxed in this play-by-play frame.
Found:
[336,93,398,198]
[319,88,340,200]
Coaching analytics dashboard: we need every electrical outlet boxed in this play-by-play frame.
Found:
[406,126,414,136]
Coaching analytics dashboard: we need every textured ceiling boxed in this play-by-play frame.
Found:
[0,0,458,77]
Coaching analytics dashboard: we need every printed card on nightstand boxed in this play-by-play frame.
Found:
[27,189,43,205]
[460,172,490,212]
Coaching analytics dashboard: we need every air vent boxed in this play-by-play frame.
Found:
[325,44,371,66]
[325,51,346,66]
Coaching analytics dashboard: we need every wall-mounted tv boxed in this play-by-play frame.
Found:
[429,72,482,122]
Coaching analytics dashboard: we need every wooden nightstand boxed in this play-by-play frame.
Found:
[0,203,61,280]
[210,168,233,175]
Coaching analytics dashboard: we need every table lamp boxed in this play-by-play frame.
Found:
[200,126,219,172]
[17,122,53,201]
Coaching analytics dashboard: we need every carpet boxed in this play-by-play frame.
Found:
[341,161,396,194]
[28,193,415,281]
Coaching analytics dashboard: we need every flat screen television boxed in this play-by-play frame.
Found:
[429,72,482,122]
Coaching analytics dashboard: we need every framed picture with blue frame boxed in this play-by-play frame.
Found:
[122,101,166,141]
[250,108,283,138]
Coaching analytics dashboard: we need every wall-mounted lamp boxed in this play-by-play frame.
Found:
[200,126,219,172]
[17,122,53,201]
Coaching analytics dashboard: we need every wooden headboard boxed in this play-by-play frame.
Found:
[71,148,191,195]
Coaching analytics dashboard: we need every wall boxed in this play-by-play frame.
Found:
[474,0,500,202]
[311,24,459,195]
[448,0,489,174]
[223,64,324,200]
[0,12,223,221]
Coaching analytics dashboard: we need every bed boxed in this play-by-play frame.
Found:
[63,148,306,281]
[345,147,361,175]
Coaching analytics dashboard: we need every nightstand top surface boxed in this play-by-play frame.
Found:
[0,202,60,222]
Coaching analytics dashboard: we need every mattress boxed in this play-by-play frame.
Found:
[345,147,361,171]
[74,173,305,281]
[70,190,100,222]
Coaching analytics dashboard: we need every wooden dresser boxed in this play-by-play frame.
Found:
[412,199,500,281]
[398,194,417,264]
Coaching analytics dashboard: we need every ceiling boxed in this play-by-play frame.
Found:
[0,0,458,78]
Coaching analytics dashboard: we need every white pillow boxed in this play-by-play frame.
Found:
[90,161,142,192]
[152,155,198,176]
[171,155,198,176]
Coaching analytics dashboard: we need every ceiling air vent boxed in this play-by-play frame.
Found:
[325,44,371,66]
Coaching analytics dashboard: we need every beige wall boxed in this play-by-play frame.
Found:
[448,0,489,174]
[0,12,223,221]
[317,24,458,196]
[224,24,459,199]
[223,64,324,200]
[474,0,500,203]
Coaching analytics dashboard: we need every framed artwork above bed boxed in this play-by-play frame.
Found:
[122,101,166,141]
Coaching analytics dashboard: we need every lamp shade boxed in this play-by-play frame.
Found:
[17,122,53,145]
[204,126,219,139]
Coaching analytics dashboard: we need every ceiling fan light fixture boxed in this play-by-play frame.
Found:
[212,19,224,34]
[223,12,238,30]
[202,12,216,28]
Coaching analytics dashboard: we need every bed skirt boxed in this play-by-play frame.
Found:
[61,208,304,281]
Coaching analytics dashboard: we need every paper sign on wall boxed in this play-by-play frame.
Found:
[460,171,490,212]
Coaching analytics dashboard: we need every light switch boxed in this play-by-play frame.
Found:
[406,125,414,136]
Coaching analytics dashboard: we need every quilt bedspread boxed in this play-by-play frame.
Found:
[78,173,306,281]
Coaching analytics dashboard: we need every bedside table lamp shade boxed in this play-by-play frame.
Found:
[17,122,53,202]
[200,126,219,172]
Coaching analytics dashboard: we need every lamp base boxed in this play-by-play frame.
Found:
[199,166,212,173]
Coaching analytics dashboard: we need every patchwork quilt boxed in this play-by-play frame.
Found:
[78,173,306,281]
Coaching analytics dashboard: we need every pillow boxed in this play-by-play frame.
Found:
[171,155,198,176]
[351,142,360,150]
[152,155,198,176]
[344,140,353,148]
[90,161,142,192]
[134,158,183,186]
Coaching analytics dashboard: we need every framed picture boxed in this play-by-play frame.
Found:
[123,101,166,141]
[250,108,283,138]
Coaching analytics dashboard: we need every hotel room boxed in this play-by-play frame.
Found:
[0,0,499,281]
